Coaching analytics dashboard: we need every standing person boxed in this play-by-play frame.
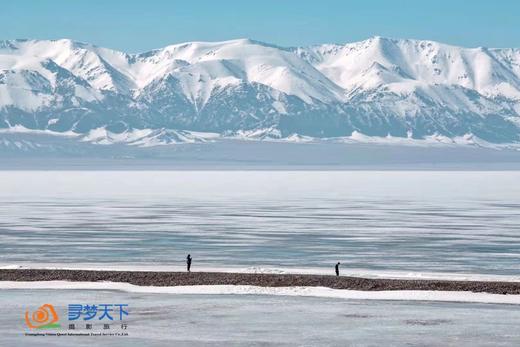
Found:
[335,262,340,276]
[187,254,192,272]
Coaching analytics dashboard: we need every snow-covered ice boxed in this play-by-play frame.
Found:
[1,288,520,346]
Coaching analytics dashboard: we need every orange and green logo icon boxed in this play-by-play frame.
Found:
[25,304,61,329]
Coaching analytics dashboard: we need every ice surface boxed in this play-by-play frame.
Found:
[1,288,520,346]
[1,171,520,277]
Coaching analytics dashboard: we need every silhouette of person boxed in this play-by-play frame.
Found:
[187,254,192,272]
[335,262,340,276]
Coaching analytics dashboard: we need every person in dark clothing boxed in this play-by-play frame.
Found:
[335,262,340,276]
[187,254,192,272]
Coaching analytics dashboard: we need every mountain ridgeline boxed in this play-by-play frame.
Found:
[1,37,520,142]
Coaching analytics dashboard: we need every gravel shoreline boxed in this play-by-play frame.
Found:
[1,269,520,295]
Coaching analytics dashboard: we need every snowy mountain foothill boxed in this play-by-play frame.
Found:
[1,37,520,150]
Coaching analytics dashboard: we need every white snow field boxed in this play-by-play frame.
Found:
[2,281,520,305]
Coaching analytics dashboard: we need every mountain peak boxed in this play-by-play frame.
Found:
[1,37,520,142]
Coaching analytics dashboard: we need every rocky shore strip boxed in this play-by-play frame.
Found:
[1,269,520,295]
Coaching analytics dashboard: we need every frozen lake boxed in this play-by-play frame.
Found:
[2,289,520,346]
[1,171,520,277]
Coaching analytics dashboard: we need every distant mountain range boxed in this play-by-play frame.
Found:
[1,37,520,144]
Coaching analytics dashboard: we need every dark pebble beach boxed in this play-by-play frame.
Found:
[1,269,520,295]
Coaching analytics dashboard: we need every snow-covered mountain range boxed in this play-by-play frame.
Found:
[1,37,520,144]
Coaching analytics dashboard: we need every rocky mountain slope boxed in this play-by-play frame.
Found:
[1,37,520,143]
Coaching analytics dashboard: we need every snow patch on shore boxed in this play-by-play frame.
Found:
[1,281,519,305]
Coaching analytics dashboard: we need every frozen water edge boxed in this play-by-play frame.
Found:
[3,263,520,282]
[2,281,520,305]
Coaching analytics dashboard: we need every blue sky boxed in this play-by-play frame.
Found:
[1,0,519,52]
